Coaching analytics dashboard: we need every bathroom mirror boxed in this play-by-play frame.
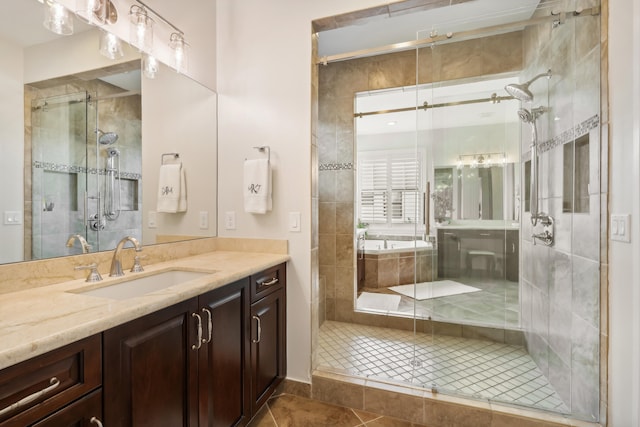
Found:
[0,1,217,264]
[356,76,521,231]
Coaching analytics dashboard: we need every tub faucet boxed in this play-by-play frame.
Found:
[66,234,91,254]
[110,236,142,277]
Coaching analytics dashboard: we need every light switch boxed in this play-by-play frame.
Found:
[199,211,209,229]
[289,212,301,232]
[148,211,157,228]
[611,214,631,242]
[225,211,236,230]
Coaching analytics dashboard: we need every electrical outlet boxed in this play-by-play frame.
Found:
[199,211,209,229]
[3,211,22,225]
[225,211,236,230]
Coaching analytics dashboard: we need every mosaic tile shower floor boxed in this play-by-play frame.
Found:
[318,321,569,414]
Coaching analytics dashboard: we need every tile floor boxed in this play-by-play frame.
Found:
[359,276,520,328]
[248,393,428,427]
[317,321,568,414]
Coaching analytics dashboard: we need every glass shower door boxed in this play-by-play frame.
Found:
[31,91,90,259]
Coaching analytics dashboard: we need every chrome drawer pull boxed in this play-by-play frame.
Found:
[0,377,60,417]
[261,277,279,287]
[252,315,262,343]
[202,307,213,344]
[191,313,203,350]
[90,417,104,427]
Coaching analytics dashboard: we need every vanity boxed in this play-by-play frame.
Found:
[437,225,519,281]
[0,249,288,427]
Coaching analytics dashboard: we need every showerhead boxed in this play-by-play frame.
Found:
[517,108,534,123]
[505,69,552,102]
[96,129,119,145]
[106,147,120,157]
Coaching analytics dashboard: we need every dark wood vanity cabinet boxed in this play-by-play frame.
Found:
[103,298,200,427]
[198,279,251,427]
[2,263,286,427]
[0,335,102,427]
[249,264,286,414]
[103,263,286,427]
[437,228,519,280]
[437,230,462,278]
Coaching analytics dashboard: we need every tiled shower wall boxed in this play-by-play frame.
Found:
[317,32,523,331]
[518,2,606,422]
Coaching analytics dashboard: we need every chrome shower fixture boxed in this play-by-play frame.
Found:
[96,129,119,145]
[504,69,552,102]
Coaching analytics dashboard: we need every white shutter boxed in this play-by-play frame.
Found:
[359,158,388,224]
[358,152,423,225]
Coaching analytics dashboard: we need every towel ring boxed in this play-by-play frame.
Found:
[252,146,270,163]
[162,153,180,165]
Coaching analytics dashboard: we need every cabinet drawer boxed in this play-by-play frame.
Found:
[0,335,101,427]
[250,263,286,302]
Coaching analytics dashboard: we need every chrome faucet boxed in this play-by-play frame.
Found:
[110,236,142,277]
[66,234,91,254]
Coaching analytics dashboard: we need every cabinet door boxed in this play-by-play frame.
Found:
[505,230,519,281]
[250,289,286,414]
[103,299,199,427]
[198,279,250,427]
[31,389,102,427]
[437,230,461,278]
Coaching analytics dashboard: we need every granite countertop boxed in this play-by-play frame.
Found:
[0,250,289,370]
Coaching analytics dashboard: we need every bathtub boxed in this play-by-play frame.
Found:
[359,239,436,288]
[362,239,432,254]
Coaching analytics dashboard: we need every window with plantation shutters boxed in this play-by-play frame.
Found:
[358,152,423,225]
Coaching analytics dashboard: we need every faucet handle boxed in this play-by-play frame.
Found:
[130,255,147,273]
[75,263,103,282]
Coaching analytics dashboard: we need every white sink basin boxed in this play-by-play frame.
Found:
[73,270,212,300]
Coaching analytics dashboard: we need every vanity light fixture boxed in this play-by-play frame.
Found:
[169,32,189,74]
[43,0,73,36]
[129,4,154,52]
[99,30,124,60]
[130,0,189,75]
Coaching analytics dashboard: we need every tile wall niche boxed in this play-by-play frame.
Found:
[518,1,607,422]
[317,31,523,333]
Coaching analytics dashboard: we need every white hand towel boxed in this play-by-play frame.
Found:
[244,159,272,214]
[157,164,187,213]
[178,166,187,212]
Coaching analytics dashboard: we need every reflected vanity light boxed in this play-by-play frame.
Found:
[142,53,159,79]
[129,5,154,52]
[43,0,73,35]
[76,0,106,25]
[458,152,506,169]
[99,30,124,60]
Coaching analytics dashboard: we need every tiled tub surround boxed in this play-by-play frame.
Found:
[0,237,288,369]
[363,245,437,289]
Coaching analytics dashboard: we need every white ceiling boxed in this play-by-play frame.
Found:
[318,0,542,57]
